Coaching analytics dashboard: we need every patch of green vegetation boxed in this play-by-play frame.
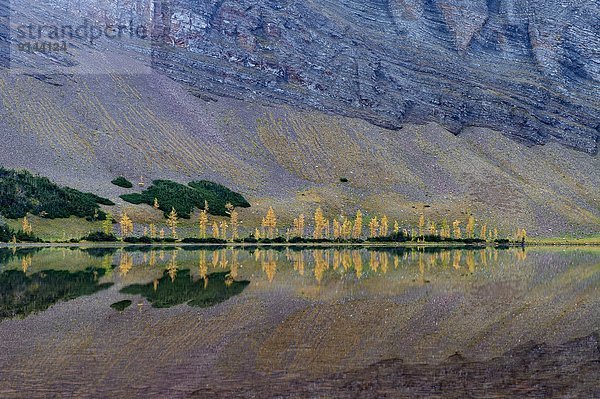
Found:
[0,267,113,321]
[6,216,104,243]
[0,168,114,220]
[180,237,227,244]
[0,222,43,243]
[120,270,249,308]
[110,300,132,311]
[120,179,250,218]
[111,177,133,188]
[81,231,118,242]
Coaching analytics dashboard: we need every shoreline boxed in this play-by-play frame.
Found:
[1,241,598,249]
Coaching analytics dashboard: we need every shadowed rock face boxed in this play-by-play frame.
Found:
[63,0,599,153]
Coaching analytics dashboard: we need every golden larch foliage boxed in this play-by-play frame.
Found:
[212,222,220,239]
[352,210,363,239]
[466,214,476,239]
[264,207,277,239]
[166,207,178,238]
[22,217,32,235]
[452,220,462,240]
[418,214,425,238]
[380,215,389,237]
[119,212,133,237]
[369,217,379,238]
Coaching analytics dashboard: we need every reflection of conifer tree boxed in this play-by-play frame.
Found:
[341,250,352,272]
[149,250,156,268]
[353,250,363,278]
[333,250,341,270]
[313,250,328,283]
[466,251,475,273]
[119,253,133,276]
[453,250,462,269]
[380,253,389,274]
[369,251,380,272]
[167,251,178,282]
[198,250,208,280]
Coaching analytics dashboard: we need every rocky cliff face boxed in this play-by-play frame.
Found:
[14,0,599,154]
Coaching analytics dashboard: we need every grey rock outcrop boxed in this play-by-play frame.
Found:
[148,0,599,154]
[7,0,600,154]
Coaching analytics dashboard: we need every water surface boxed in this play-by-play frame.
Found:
[0,245,598,398]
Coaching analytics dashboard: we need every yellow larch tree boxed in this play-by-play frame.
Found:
[452,220,462,240]
[264,207,277,239]
[393,220,400,235]
[220,220,228,240]
[465,214,476,239]
[297,214,305,238]
[22,216,32,235]
[153,198,160,210]
[119,212,133,237]
[166,207,178,238]
[418,214,425,238]
[313,207,326,239]
[480,224,487,241]
[333,219,341,240]
[342,216,353,239]
[212,221,220,239]
[352,210,363,239]
[369,217,379,238]
[380,215,389,237]
[149,223,157,239]
[440,219,450,240]
[230,208,239,241]
[199,210,209,239]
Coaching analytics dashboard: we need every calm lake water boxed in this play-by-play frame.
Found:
[0,245,598,398]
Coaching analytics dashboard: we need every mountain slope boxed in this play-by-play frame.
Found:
[0,63,598,236]
[73,0,600,153]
